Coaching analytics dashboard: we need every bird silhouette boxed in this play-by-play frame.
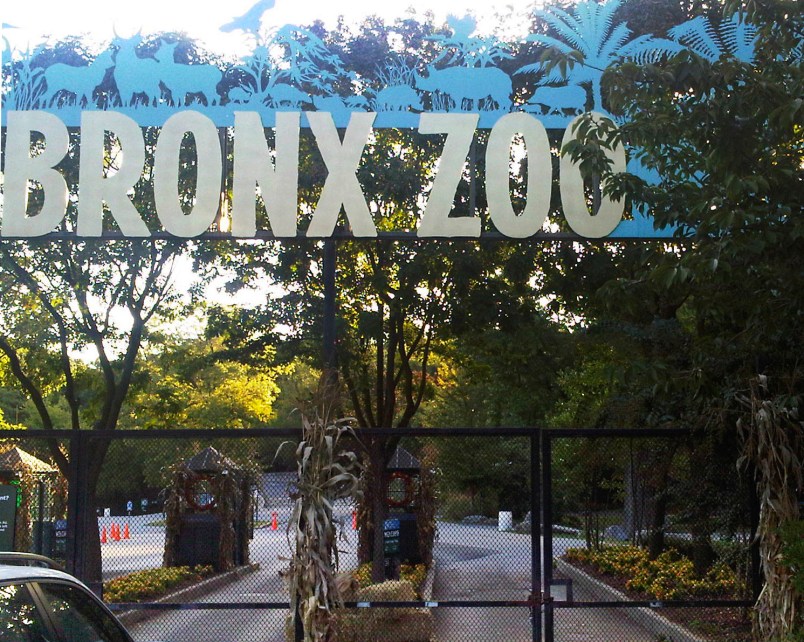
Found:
[220,0,275,34]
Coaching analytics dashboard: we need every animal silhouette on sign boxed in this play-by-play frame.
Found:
[112,30,163,107]
[227,85,257,104]
[372,84,422,112]
[153,40,223,106]
[414,65,511,111]
[220,0,275,35]
[264,83,311,108]
[524,84,587,115]
[39,48,115,107]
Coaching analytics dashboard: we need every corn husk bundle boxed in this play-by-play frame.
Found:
[284,409,362,642]
[737,375,802,641]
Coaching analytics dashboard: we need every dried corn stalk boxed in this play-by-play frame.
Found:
[737,375,802,641]
[284,406,362,642]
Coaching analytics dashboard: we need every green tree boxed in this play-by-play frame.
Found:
[563,2,802,636]
[0,238,184,581]
[0,35,219,580]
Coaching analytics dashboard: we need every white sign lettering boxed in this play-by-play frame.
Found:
[1,110,625,239]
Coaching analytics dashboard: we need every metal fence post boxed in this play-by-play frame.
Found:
[65,431,88,579]
[530,430,542,642]
[541,431,554,642]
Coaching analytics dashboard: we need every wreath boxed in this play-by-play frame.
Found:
[184,473,218,512]
[386,471,414,508]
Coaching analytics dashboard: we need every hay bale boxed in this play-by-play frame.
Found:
[330,580,434,642]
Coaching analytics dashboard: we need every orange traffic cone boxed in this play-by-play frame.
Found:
[100,526,107,544]
[123,522,130,539]
[111,523,120,541]
[352,510,357,530]
[271,512,278,530]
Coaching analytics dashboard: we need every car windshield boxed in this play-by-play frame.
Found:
[0,583,50,642]
[36,582,131,642]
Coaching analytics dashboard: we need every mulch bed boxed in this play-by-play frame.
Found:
[557,558,752,642]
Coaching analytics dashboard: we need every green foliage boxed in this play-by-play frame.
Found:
[563,7,802,638]
[434,435,531,519]
[122,335,281,430]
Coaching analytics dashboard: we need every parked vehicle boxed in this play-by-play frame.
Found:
[0,553,154,642]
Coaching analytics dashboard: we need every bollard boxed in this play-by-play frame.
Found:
[271,511,278,530]
[100,526,107,544]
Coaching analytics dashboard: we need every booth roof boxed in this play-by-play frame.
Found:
[184,446,240,473]
[0,446,57,474]
[388,446,420,471]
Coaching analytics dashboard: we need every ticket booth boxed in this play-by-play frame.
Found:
[0,447,62,558]
[163,446,252,572]
[384,447,422,565]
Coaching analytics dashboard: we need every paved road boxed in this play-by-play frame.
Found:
[432,522,657,642]
[114,509,357,642]
[106,516,655,641]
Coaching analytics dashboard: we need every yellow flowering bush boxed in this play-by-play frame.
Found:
[104,565,215,603]
[565,546,740,600]
[352,563,427,596]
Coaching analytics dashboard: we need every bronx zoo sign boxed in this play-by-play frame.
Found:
[3,110,626,239]
[1,1,761,241]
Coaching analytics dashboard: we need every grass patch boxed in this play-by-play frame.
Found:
[144,519,166,527]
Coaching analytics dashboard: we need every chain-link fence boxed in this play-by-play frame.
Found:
[0,428,757,641]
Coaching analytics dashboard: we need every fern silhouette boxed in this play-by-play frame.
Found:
[668,14,758,63]
[518,0,682,111]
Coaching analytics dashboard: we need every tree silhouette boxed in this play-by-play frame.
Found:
[518,0,681,111]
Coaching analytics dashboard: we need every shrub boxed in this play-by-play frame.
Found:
[565,545,741,600]
[103,565,215,603]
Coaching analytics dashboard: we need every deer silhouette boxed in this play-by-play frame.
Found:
[111,30,163,107]
[263,83,311,108]
[39,48,115,107]
[153,41,223,106]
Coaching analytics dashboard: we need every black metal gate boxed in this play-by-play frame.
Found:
[1,427,757,641]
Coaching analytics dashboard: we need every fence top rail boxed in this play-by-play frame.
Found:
[4,426,694,440]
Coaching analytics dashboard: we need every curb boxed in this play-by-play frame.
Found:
[421,560,436,601]
[556,559,705,642]
[115,563,261,626]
